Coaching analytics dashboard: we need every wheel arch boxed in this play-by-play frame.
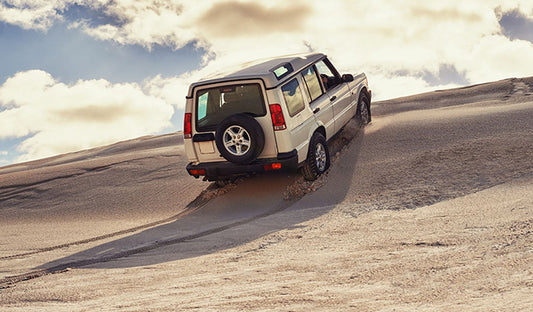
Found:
[307,119,327,143]
[297,124,327,165]
[358,86,371,102]
[314,125,326,139]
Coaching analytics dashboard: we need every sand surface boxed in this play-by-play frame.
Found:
[1,77,532,311]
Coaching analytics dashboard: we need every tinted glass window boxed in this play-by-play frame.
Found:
[281,78,305,117]
[197,92,208,120]
[272,63,293,80]
[315,60,339,91]
[195,84,266,132]
[302,66,323,102]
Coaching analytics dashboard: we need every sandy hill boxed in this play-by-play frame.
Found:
[1,77,532,311]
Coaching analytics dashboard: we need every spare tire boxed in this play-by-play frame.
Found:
[215,114,265,164]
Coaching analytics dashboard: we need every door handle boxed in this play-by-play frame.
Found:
[330,95,337,101]
[313,107,320,114]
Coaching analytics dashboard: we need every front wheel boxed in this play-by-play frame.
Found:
[357,93,371,126]
[301,132,330,181]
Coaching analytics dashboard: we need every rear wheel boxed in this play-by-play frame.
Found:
[301,132,330,181]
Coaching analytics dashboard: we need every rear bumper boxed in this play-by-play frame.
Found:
[186,150,298,181]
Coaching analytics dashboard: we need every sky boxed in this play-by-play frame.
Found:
[1,0,533,166]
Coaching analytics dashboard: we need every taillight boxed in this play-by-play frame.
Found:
[269,104,286,131]
[184,113,192,139]
[189,169,206,176]
[264,163,282,171]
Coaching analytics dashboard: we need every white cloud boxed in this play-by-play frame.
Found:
[78,1,192,50]
[3,1,532,100]
[0,0,71,31]
[85,0,531,108]
[369,74,462,101]
[459,35,533,83]
[134,0,531,105]
[144,74,193,111]
[497,0,533,19]
[0,70,173,162]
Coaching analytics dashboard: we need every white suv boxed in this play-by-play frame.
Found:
[184,52,371,182]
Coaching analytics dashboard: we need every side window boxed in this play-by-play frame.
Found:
[301,66,323,102]
[315,60,339,91]
[281,78,305,117]
[197,91,208,120]
[271,63,294,80]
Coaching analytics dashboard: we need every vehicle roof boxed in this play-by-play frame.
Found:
[187,52,326,97]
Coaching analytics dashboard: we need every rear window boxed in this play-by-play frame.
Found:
[195,83,266,132]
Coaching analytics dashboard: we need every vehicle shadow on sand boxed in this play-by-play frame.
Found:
[35,122,366,272]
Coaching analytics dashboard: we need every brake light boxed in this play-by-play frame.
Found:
[184,113,192,139]
[264,163,282,171]
[189,169,206,176]
[269,104,286,131]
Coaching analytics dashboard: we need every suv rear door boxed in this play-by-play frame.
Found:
[191,80,278,163]
[279,76,315,162]
[301,64,335,139]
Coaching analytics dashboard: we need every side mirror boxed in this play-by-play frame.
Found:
[342,74,354,82]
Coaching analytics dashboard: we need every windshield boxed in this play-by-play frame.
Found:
[195,83,266,132]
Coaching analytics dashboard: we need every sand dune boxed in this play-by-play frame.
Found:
[1,77,532,311]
